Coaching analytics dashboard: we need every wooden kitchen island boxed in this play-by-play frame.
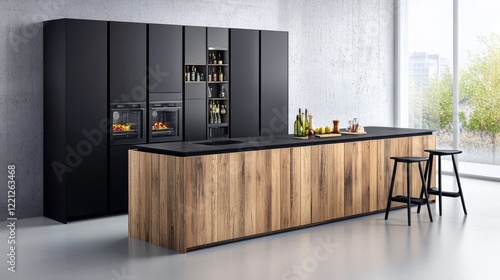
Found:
[129,127,435,253]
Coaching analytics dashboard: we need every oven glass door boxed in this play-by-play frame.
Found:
[150,107,181,140]
[111,108,145,144]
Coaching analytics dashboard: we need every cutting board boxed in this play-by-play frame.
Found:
[339,131,367,135]
[315,133,342,138]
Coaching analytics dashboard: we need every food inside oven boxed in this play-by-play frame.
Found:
[112,109,142,139]
[150,109,177,137]
[151,122,168,130]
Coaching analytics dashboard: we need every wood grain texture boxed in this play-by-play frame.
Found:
[128,150,140,239]
[332,143,345,219]
[128,134,436,253]
[300,147,312,225]
[256,150,272,234]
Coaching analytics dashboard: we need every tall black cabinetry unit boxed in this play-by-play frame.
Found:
[183,26,207,141]
[43,19,108,223]
[260,31,288,135]
[207,27,230,139]
[229,29,260,138]
[109,22,146,212]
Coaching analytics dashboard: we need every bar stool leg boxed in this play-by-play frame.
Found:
[417,158,431,214]
[418,162,433,222]
[451,154,468,215]
[438,155,443,216]
[385,161,398,220]
[407,163,411,226]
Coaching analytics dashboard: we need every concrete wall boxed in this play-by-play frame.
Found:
[0,0,395,220]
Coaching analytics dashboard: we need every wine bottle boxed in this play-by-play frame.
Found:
[209,101,213,124]
[185,66,189,81]
[218,53,223,64]
[220,85,226,98]
[218,67,223,81]
[294,115,299,136]
[191,66,196,81]
[301,112,306,135]
[304,109,309,134]
[212,68,217,81]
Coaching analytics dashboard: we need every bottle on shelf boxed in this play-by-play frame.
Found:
[209,101,214,124]
[212,68,217,81]
[220,85,226,98]
[191,66,196,82]
[212,53,217,64]
[185,66,189,81]
[218,53,223,64]
[220,105,226,115]
[218,67,223,81]
[217,103,221,123]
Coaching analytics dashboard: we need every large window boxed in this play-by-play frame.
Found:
[402,0,500,174]
[458,0,500,165]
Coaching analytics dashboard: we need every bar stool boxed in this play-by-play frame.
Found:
[384,156,433,226]
[417,149,467,216]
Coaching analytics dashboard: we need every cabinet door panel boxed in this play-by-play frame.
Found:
[260,31,288,135]
[185,99,207,141]
[185,83,206,99]
[184,26,206,65]
[110,145,131,212]
[110,22,147,102]
[149,24,183,93]
[208,27,228,48]
[230,29,260,138]
[66,19,108,218]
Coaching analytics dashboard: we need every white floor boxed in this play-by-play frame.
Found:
[1,176,500,280]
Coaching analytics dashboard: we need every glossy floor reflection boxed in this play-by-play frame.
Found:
[1,176,499,280]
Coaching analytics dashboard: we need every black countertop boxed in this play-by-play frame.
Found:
[134,126,433,157]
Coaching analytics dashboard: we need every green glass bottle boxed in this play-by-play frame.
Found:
[294,115,300,136]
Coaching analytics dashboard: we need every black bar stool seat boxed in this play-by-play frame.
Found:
[385,156,433,226]
[417,149,467,216]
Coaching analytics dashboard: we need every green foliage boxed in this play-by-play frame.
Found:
[417,70,454,130]
[460,34,500,134]
[412,33,500,135]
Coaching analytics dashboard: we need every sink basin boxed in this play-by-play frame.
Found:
[195,140,244,146]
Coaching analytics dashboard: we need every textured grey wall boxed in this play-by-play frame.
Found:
[0,0,395,220]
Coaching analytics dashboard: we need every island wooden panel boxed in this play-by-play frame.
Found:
[129,134,436,253]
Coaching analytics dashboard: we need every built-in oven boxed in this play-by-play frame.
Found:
[148,101,183,142]
[110,103,146,145]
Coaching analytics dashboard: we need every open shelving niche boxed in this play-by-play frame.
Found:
[207,47,229,139]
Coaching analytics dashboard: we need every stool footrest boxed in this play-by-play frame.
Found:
[427,188,461,197]
[391,195,428,205]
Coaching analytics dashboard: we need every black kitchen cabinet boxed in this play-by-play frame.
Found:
[109,22,146,102]
[44,19,108,223]
[184,99,206,141]
[44,18,289,223]
[260,31,289,135]
[109,145,131,212]
[149,24,183,93]
[229,29,260,138]
[184,26,207,64]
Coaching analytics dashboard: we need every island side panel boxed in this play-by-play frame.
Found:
[129,150,140,239]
